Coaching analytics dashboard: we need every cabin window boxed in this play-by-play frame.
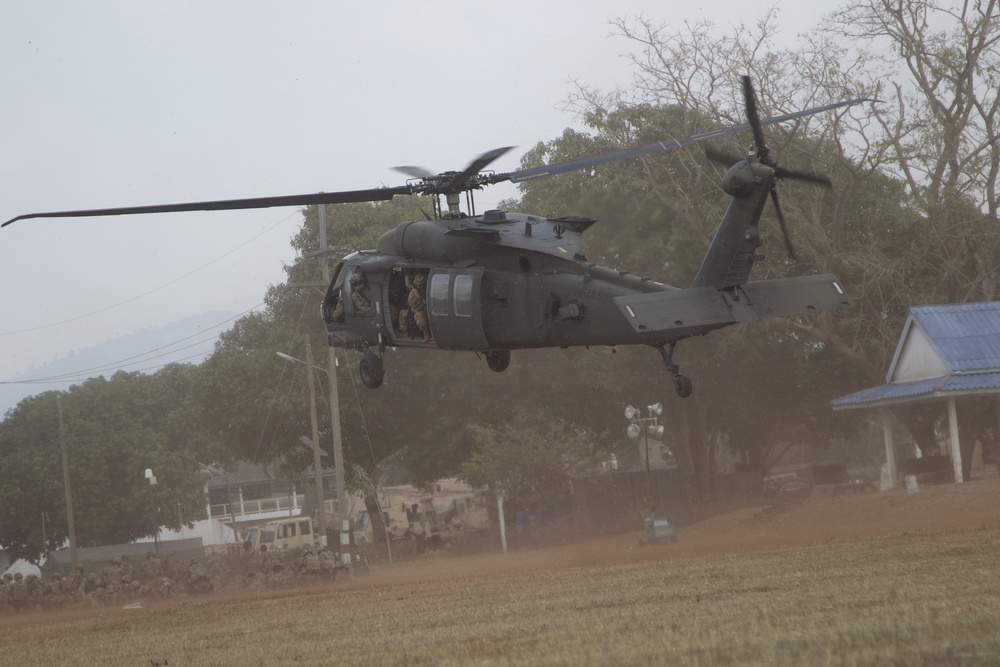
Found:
[429,274,450,317]
[453,274,474,317]
[299,521,312,536]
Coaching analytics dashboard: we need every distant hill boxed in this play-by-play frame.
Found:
[0,312,237,419]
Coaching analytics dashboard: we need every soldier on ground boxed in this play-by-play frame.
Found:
[299,545,321,577]
[10,572,29,611]
[142,551,163,579]
[318,545,337,578]
[259,544,281,574]
[187,559,214,595]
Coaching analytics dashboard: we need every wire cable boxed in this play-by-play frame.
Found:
[0,210,298,337]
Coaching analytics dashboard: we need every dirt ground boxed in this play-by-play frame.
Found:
[337,477,1000,591]
[3,478,997,622]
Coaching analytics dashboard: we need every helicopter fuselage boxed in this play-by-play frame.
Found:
[321,153,853,395]
[322,211,694,355]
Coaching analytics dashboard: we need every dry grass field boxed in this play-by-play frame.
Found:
[3,479,999,666]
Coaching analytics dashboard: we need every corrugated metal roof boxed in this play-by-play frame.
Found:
[200,460,277,489]
[200,459,341,489]
[833,301,1000,409]
[832,377,943,408]
[912,302,1000,372]
[833,371,1000,408]
[942,371,1000,391]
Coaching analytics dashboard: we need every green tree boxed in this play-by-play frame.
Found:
[0,367,212,559]
[459,416,603,523]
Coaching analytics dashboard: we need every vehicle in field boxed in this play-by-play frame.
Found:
[356,479,489,550]
[243,517,318,551]
[639,515,678,546]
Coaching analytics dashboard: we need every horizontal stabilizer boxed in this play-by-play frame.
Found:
[614,275,851,334]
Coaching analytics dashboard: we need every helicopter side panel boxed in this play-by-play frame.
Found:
[478,264,667,349]
[425,267,490,349]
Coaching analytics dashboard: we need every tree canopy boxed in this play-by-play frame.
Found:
[0,367,215,560]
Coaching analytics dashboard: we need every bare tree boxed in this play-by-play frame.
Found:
[827,0,1000,303]
[547,7,999,496]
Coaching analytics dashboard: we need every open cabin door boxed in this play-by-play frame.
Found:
[426,267,489,349]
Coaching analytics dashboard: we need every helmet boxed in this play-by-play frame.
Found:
[349,274,364,287]
[413,273,426,287]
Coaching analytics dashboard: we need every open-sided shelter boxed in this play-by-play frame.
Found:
[832,302,1000,487]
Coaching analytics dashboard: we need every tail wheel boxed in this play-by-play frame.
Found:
[485,350,511,373]
[359,351,384,389]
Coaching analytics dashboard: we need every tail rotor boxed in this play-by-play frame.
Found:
[705,75,834,260]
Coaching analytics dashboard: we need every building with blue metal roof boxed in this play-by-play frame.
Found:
[832,301,1000,487]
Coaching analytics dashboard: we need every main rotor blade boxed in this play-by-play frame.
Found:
[2,186,412,227]
[703,147,744,169]
[392,165,436,179]
[444,146,515,192]
[494,96,872,185]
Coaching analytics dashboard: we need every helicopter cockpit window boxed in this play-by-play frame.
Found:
[453,274,474,318]
[429,274,450,317]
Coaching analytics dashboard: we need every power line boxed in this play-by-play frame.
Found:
[0,210,297,337]
[1,305,264,385]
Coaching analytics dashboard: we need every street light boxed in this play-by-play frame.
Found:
[277,343,348,544]
[625,402,665,503]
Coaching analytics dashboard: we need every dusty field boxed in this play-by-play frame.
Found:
[2,479,999,665]
[360,477,1000,585]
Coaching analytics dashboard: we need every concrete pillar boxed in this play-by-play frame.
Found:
[947,398,963,483]
[880,407,896,489]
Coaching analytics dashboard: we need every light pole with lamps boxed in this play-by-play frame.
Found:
[625,402,665,503]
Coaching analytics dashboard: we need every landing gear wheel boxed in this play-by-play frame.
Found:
[485,350,511,373]
[359,351,384,389]
[672,374,693,398]
[655,343,692,398]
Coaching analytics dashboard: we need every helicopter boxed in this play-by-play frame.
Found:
[4,77,870,397]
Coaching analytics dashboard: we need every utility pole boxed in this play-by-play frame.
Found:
[305,337,327,543]
[320,204,348,524]
[57,397,77,568]
[285,204,348,528]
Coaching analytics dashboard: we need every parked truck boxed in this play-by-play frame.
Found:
[243,517,319,551]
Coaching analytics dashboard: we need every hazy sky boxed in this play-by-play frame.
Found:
[1,1,836,385]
